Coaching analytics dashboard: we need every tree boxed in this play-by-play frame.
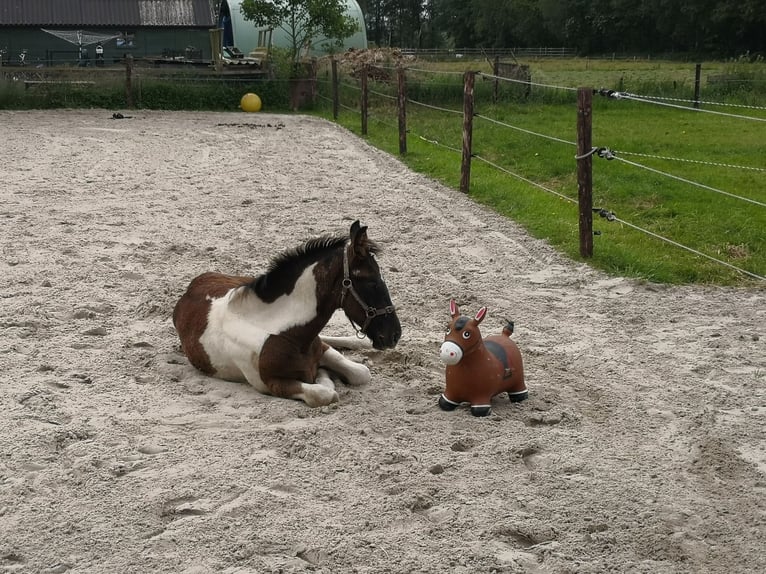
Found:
[239,0,359,69]
[432,0,477,48]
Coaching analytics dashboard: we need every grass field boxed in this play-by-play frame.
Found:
[314,56,766,286]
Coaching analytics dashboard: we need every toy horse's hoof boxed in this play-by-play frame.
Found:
[508,389,528,403]
[470,405,492,417]
[438,394,460,411]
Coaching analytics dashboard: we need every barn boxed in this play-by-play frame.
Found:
[0,0,368,68]
[0,0,216,67]
[217,0,367,59]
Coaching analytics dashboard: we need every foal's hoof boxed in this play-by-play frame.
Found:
[508,389,529,403]
[470,405,492,417]
[438,394,460,411]
[303,385,339,408]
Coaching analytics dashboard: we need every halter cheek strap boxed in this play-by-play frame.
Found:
[340,247,396,337]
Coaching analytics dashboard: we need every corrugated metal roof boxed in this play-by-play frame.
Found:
[0,0,215,27]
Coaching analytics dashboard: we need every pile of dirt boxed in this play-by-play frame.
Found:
[327,47,416,81]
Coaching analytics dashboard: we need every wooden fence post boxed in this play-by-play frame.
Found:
[125,54,134,109]
[331,58,339,120]
[460,71,475,194]
[693,63,701,109]
[397,66,407,155]
[360,65,368,136]
[209,28,223,73]
[576,87,593,258]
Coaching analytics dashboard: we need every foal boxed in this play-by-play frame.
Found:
[173,221,401,407]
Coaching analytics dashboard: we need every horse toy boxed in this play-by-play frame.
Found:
[438,299,527,416]
[173,220,401,407]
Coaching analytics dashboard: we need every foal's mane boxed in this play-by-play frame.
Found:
[267,234,348,275]
[247,235,347,302]
[267,233,382,272]
[246,233,383,302]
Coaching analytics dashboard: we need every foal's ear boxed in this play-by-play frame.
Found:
[350,220,371,257]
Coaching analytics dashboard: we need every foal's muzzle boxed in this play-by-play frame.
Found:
[368,313,402,350]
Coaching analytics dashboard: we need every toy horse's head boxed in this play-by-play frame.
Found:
[440,299,487,365]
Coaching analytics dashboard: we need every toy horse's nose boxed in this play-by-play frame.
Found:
[440,341,463,365]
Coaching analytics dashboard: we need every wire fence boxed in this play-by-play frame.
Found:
[316,60,766,283]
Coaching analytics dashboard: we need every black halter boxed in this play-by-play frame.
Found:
[340,247,396,337]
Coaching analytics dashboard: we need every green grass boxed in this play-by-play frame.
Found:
[314,58,766,286]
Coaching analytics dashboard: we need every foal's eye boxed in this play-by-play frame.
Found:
[462,331,471,339]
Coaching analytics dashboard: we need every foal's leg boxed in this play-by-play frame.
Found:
[232,355,338,407]
[315,368,337,390]
[320,346,371,386]
[264,376,339,408]
[231,355,270,394]
[258,336,339,407]
[320,335,372,351]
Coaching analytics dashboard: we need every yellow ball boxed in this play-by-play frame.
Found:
[240,93,262,113]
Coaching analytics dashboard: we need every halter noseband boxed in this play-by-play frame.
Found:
[340,246,396,338]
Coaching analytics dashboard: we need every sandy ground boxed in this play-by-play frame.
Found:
[1,109,764,574]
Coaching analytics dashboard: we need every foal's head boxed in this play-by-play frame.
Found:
[341,221,401,349]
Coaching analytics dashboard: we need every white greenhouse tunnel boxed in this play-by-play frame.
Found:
[217,0,368,57]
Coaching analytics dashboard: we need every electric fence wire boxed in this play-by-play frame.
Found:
[616,93,766,111]
[391,66,465,77]
[610,150,766,173]
[368,88,397,101]
[596,89,766,122]
[477,71,579,92]
[470,152,765,282]
[412,131,463,154]
[474,113,576,147]
[414,105,766,280]
[407,98,462,115]
[317,90,395,129]
[316,92,355,114]
[608,154,766,208]
[473,113,764,207]
[318,71,765,280]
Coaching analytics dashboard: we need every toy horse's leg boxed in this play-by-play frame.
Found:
[470,404,492,417]
[319,346,371,386]
[438,394,461,411]
[508,389,529,402]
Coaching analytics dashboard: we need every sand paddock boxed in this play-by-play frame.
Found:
[1,109,764,573]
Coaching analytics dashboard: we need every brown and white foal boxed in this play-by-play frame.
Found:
[173,221,401,407]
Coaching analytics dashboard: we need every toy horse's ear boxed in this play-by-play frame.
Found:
[449,299,459,318]
[350,220,370,257]
[475,306,487,323]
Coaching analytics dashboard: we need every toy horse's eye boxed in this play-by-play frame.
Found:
[462,331,471,339]
[446,327,451,335]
